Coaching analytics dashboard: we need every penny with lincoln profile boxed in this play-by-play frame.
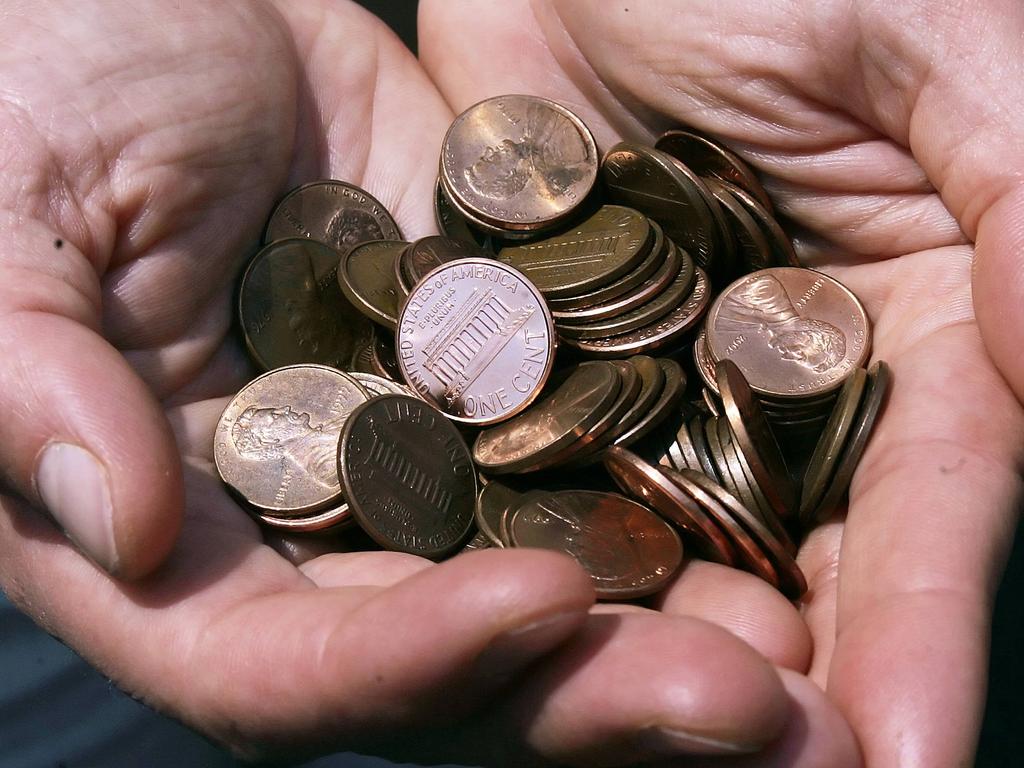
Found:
[214,365,369,515]
[706,267,870,399]
[396,258,556,424]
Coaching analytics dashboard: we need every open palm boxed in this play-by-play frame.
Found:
[0,0,1018,766]
[421,0,1024,766]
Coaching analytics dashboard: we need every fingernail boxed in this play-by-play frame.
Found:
[35,443,119,573]
[475,611,583,684]
[639,726,763,756]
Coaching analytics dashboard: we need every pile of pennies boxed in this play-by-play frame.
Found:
[214,94,890,601]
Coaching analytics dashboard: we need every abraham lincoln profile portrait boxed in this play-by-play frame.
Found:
[465,102,591,201]
[230,405,340,488]
[717,273,847,374]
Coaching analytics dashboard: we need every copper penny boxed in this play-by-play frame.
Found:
[476,480,525,547]
[555,360,644,468]
[339,395,477,559]
[547,221,665,315]
[556,250,697,339]
[400,235,490,290]
[654,129,773,212]
[254,503,353,534]
[715,180,798,268]
[265,180,401,257]
[349,372,415,398]
[674,408,704,471]
[605,446,736,566]
[441,95,598,230]
[592,356,665,449]
[707,267,870,399]
[499,206,651,298]
[562,267,710,357]
[214,365,369,515]
[717,359,797,519]
[509,490,683,600]
[460,529,493,552]
[238,238,374,371]
[800,367,869,517]
[704,179,773,275]
[434,178,491,249]
[693,327,718,394]
[662,467,778,587]
[602,142,721,270]
[338,240,407,329]
[705,415,743,504]
[473,361,620,474]
[687,413,718,479]
[613,358,688,448]
[675,469,806,598]
[809,360,891,525]
[397,258,555,424]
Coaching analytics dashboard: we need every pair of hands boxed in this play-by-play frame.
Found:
[1,0,1021,765]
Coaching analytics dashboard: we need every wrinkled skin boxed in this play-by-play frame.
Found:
[0,1,1021,766]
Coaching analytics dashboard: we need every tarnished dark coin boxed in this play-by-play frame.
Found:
[693,327,718,394]
[214,365,369,515]
[265,180,401,257]
[400,235,489,290]
[717,359,797,519]
[613,358,687,447]
[441,95,598,230]
[557,252,696,339]
[715,180,798,268]
[662,468,778,588]
[254,503,353,534]
[705,179,773,274]
[602,142,720,270]
[562,267,710,358]
[688,413,719,480]
[594,356,665,449]
[509,490,683,599]
[707,268,870,399]
[238,238,374,371]
[338,240,407,329]
[434,178,491,248]
[370,328,402,381]
[705,415,744,506]
[799,367,868,517]
[350,372,414,398]
[473,361,621,473]
[460,529,493,552]
[605,446,736,565]
[499,206,651,298]
[476,480,524,547]
[397,258,556,424]
[654,129,773,212]
[554,360,643,468]
[339,395,477,558]
[673,469,806,599]
[809,361,891,525]
[674,410,704,471]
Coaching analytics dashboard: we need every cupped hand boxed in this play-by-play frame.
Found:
[0,2,855,766]
[421,0,1024,766]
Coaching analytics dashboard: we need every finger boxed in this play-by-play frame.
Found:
[298,550,433,586]
[655,560,813,671]
[0,231,182,578]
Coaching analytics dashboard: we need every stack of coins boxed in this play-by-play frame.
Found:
[215,92,891,604]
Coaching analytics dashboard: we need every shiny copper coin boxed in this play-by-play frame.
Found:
[434,178,491,249]
[613,358,688,447]
[547,220,664,314]
[605,446,736,565]
[214,365,369,515]
[707,267,870,399]
[592,356,665,449]
[687,413,719,480]
[441,95,598,230]
[401,235,490,290]
[556,251,697,339]
[338,240,407,329]
[556,360,643,468]
[440,179,541,240]
[509,490,683,599]
[799,367,869,517]
[499,206,651,298]
[702,387,721,417]
[265,180,401,257]
[339,395,477,558]
[350,372,415,398]
[476,480,525,547]
[602,142,720,270]
[397,258,556,424]
[654,129,773,212]
[693,327,718,393]
[705,415,744,504]
[675,469,806,598]
[562,267,710,358]
[254,503,353,534]
[809,361,891,525]
[238,238,374,371]
[717,359,797,519]
[715,180,798,267]
[473,361,620,474]
[705,179,773,275]
[662,468,778,587]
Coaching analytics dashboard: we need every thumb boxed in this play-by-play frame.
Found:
[0,220,182,579]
